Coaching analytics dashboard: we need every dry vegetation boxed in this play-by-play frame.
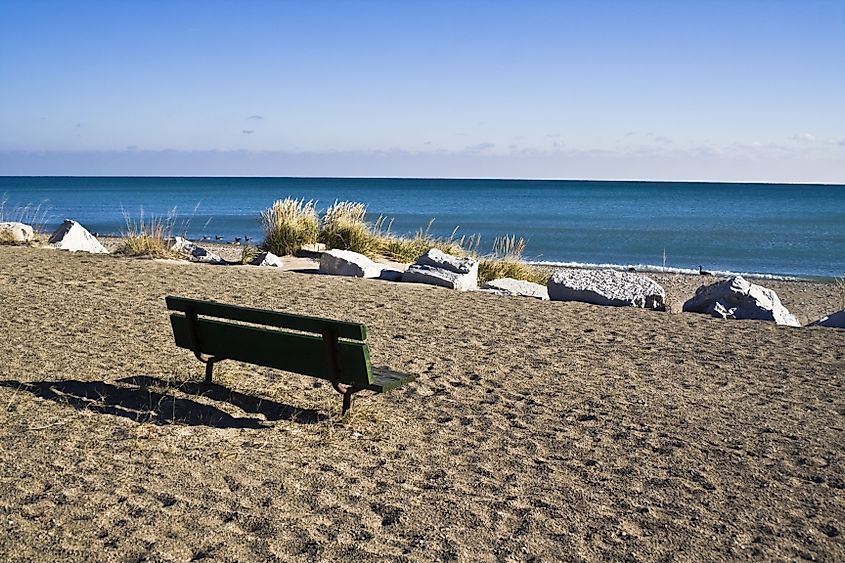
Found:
[239,244,262,265]
[478,235,549,286]
[318,201,382,257]
[115,210,179,258]
[0,195,50,244]
[263,199,548,288]
[260,198,319,256]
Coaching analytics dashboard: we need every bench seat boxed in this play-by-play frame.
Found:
[166,296,415,414]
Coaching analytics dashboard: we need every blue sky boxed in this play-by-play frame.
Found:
[1,0,844,182]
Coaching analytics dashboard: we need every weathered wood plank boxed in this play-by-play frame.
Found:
[166,296,367,341]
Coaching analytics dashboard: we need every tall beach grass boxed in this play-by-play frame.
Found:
[318,201,382,257]
[477,235,549,286]
[258,198,545,288]
[116,208,178,258]
[0,194,51,243]
[260,198,319,256]
[376,219,473,263]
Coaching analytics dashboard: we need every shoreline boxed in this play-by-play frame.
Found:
[25,237,845,326]
[94,234,840,285]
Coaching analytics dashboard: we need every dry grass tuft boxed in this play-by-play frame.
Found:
[0,195,51,244]
[239,244,262,265]
[477,235,548,286]
[319,201,382,257]
[377,219,471,263]
[478,260,549,286]
[260,198,319,256]
[116,209,178,258]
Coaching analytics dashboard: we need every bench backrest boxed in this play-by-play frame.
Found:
[166,296,375,388]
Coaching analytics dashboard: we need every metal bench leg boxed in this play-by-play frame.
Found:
[341,388,353,415]
[194,353,223,385]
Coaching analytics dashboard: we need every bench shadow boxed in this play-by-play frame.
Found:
[119,375,325,424]
[0,376,324,428]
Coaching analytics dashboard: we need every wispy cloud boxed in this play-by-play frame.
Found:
[247,115,263,120]
[242,130,255,134]
[3,147,844,183]
[789,132,816,142]
[466,142,495,151]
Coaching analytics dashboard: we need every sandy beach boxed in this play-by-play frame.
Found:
[1,244,843,562]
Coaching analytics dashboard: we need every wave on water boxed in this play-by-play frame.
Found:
[526,260,819,282]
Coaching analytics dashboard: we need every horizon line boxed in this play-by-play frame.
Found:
[2,174,844,187]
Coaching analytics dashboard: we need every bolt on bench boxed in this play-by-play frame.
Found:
[166,296,416,414]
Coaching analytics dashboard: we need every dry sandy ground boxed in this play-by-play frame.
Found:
[0,245,843,562]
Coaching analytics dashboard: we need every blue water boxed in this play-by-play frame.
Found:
[2,176,844,280]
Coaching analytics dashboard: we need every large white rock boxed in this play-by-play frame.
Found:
[170,236,224,264]
[48,220,108,253]
[482,278,549,300]
[682,276,800,326]
[319,249,383,278]
[547,269,666,310]
[250,251,282,267]
[808,309,845,329]
[402,248,479,291]
[0,222,34,243]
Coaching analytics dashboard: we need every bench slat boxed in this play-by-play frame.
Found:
[368,368,417,393]
[170,314,373,387]
[166,296,367,341]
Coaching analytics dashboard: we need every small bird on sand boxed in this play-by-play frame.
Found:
[234,237,242,244]
[215,235,223,241]
[244,236,252,242]
[698,265,712,276]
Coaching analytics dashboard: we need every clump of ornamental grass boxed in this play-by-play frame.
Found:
[260,198,319,256]
[239,244,262,264]
[0,195,51,244]
[377,219,471,263]
[318,201,382,257]
[116,209,179,258]
[477,235,549,286]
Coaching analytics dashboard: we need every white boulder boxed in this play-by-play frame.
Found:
[48,220,108,253]
[250,251,282,267]
[170,236,224,264]
[402,249,479,291]
[319,249,383,278]
[482,278,549,300]
[682,276,800,326]
[0,222,34,243]
[808,309,845,329]
[547,269,666,310]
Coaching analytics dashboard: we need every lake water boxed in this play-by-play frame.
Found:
[2,176,843,280]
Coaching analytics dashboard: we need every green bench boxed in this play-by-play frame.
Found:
[165,296,415,414]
